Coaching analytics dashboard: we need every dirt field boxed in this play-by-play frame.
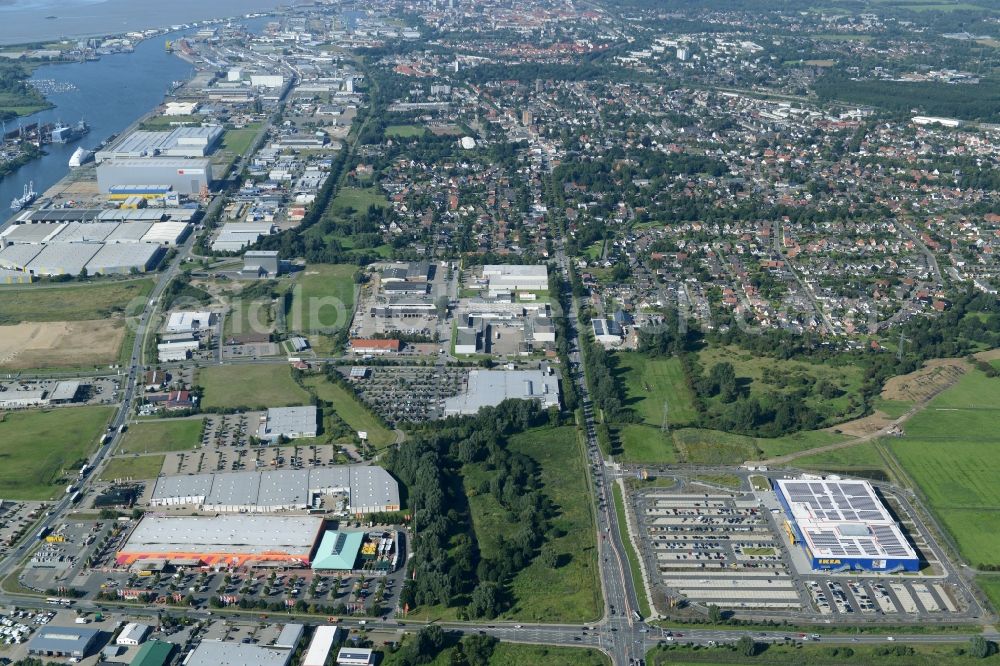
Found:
[881,358,967,403]
[0,319,126,370]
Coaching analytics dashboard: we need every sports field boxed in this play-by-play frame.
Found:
[303,376,393,447]
[0,319,125,370]
[198,365,310,410]
[0,406,113,499]
[288,264,356,331]
[385,124,425,138]
[618,353,698,427]
[886,367,1000,567]
[0,279,152,324]
[118,419,204,454]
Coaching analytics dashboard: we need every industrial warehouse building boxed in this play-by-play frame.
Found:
[212,221,277,252]
[12,206,198,225]
[0,217,190,277]
[482,264,548,292]
[95,126,223,163]
[186,640,291,666]
[243,250,280,276]
[0,267,31,284]
[79,243,164,275]
[442,369,560,416]
[27,626,99,659]
[116,514,325,567]
[116,622,151,646]
[0,381,83,408]
[97,157,214,195]
[775,478,920,572]
[257,406,318,442]
[148,465,400,514]
[302,626,340,666]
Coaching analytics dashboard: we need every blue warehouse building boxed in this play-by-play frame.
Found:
[775,478,919,572]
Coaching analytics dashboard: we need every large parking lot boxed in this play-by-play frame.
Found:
[0,502,46,558]
[626,474,977,622]
[348,365,466,425]
[23,519,118,592]
[162,441,347,478]
[633,487,803,612]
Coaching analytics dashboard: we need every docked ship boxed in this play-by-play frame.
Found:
[10,181,37,212]
[49,119,90,144]
[68,146,93,168]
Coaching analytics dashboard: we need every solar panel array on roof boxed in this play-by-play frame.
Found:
[776,478,917,565]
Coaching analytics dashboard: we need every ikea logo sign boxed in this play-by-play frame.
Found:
[818,559,842,565]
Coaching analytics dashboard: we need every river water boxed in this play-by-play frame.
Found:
[1,14,276,215]
[0,0,289,45]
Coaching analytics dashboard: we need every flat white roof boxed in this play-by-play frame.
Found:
[443,369,560,415]
[302,626,338,666]
[776,478,917,561]
[259,406,318,439]
[0,244,42,270]
[85,243,161,272]
[26,243,100,275]
[121,515,323,556]
[150,465,399,512]
[482,264,548,278]
[186,640,290,666]
[141,221,190,245]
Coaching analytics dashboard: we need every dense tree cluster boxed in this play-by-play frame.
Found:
[815,72,1000,123]
[391,400,553,617]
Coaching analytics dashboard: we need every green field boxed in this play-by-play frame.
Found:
[0,406,113,499]
[873,398,912,419]
[100,455,165,481]
[385,124,426,138]
[693,473,742,489]
[977,575,1000,613]
[0,279,153,324]
[618,424,677,463]
[303,376,394,447]
[672,428,761,464]
[648,641,1000,665]
[381,641,610,665]
[225,296,277,339]
[793,442,887,474]
[886,368,1000,567]
[198,365,310,410]
[118,419,204,454]
[754,430,851,459]
[462,426,601,622]
[289,264,356,331]
[220,124,261,156]
[618,353,699,428]
[327,187,389,216]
